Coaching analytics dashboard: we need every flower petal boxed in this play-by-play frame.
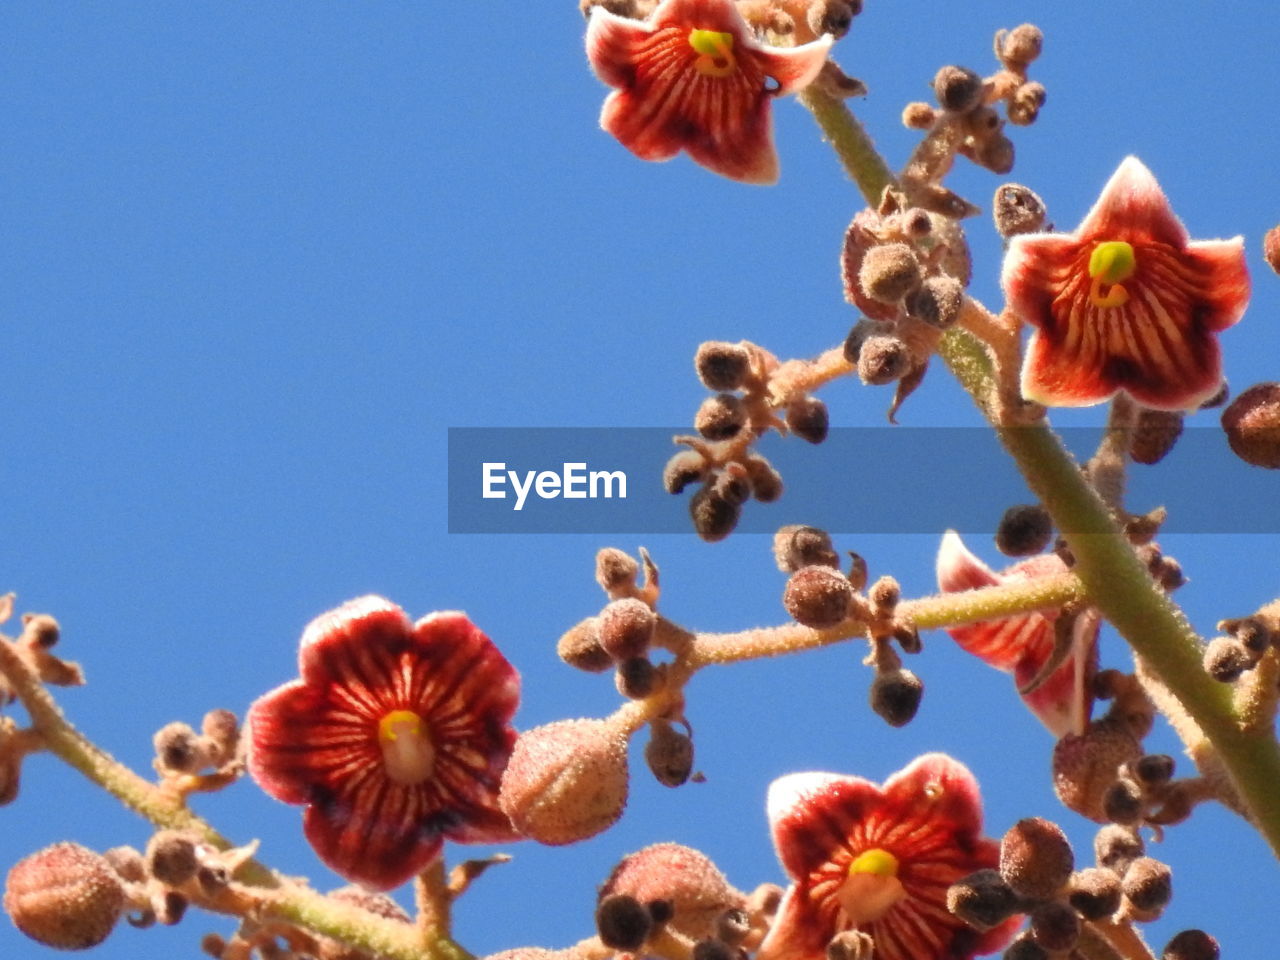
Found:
[754,35,833,96]
[755,885,832,960]
[936,532,1033,672]
[585,7,653,90]
[767,771,880,879]
[298,595,415,687]
[1076,156,1188,250]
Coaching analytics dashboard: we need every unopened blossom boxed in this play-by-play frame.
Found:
[1002,156,1249,410]
[586,0,832,183]
[247,596,520,890]
[936,531,1097,738]
[758,754,1019,960]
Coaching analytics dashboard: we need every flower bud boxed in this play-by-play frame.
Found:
[905,276,963,328]
[783,566,853,629]
[1133,754,1175,786]
[693,939,736,960]
[4,842,125,949]
[857,335,911,385]
[999,24,1044,66]
[868,575,900,611]
[1030,901,1079,952]
[20,613,60,648]
[869,668,923,727]
[103,847,147,884]
[1129,409,1184,465]
[993,184,1047,238]
[616,656,658,699]
[744,455,783,503]
[826,930,875,960]
[859,244,921,305]
[499,719,629,845]
[153,722,217,774]
[557,618,613,673]
[1093,824,1144,876]
[598,598,656,661]
[1052,720,1142,822]
[1121,857,1172,913]
[995,504,1052,556]
[1002,935,1050,960]
[973,134,1015,175]
[601,843,743,941]
[999,817,1073,899]
[201,709,239,763]
[689,487,740,542]
[1067,867,1122,920]
[695,342,750,392]
[933,65,984,112]
[146,831,199,886]
[945,869,1019,931]
[1162,929,1219,960]
[773,526,839,572]
[645,720,694,787]
[695,393,747,441]
[1007,82,1046,125]
[1102,778,1145,826]
[715,907,750,945]
[807,0,856,39]
[1222,382,1280,468]
[664,449,709,494]
[596,894,652,951]
[902,102,936,129]
[596,548,639,594]
[1203,636,1251,682]
[786,396,829,444]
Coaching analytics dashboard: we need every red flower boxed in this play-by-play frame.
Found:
[1002,156,1249,410]
[585,0,832,184]
[758,754,1019,960]
[936,531,1097,738]
[247,596,520,890]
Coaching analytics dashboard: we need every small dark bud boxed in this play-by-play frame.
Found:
[695,341,751,391]
[690,487,740,542]
[693,939,736,960]
[647,899,674,925]
[1067,867,1122,920]
[644,720,694,787]
[1002,935,1050,960]
[617,657,658,699]
[784,566,854,629]
[1203,636,1252,682]
[787,396,829,444]
[1222,382,1280,468]
[995,504,1052,556]
[857,335,912,385]
[859,243,921,304]
[153,722,214,774]
[598,598,656,661]
[773,525,839,572]
[596,548,639,594]
[999,817,1074,899]
[1102,778,1145,826]
[993,183,1047,238]
[934,65,985,112]
[1030,901,1079,953]
[1094,824,1144,875]
[596,894,652,951]
[868,575,900,611]
[974,134,1015,175]
[1163,929,1220,960]
[1007,82,1046,125]
[664,450,709,494]
[201,710,239,761]
[557,618,614,673]
[807,0,855,38]
[842,319,878,365]
[146,832,199,886]
[1121,857,1172,912]
[826,930,875,960]
[999,24,1044,66]
[905,276,963,328]
[869,669,923,727]
[715,907,751,946]
[743,455,783,503]
[902,102,936,129]
[1133,754,1175,786]
[695,393,747,441]
[946,869,1019,931]
[20,614,60,648]
[1129,409,1184,465]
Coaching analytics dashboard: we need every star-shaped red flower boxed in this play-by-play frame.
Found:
[759,754,1019,960]
[1002,156,1249,410]
[936,531,1098,738]
[247,596,520,890]
[586,0,832,184]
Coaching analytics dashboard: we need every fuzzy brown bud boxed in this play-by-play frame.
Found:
[826,930,875,960]
[596,894,652,951]
[868,575,900,611]
[1203,636,1251,682]
[557,618,613,673]
[869,669,923,727]
[201,709,239,762]
[1030,901,1079,952]
[973,134,1015,175]
[946,869,1018,931]
[715,907,751,945]
[499,719,629,845]
[4,842,125,950]
[902,102,936,129]
[1052,720,1143,822]
[664,450,709,494]
[616,656,658,699]
[1094,824,1144,875]
[1133,754,1175,786]
[993,184,1047,238]
[1222,382,1280,468]
[995,504,1052,556]
[693,939,736,960]
[784,566,853,628]
[1102,778,1145,826]
[710,470,750,506]
[857,335,911,385]
[1162,930,1219,960]
[103,847,146,884]
[153,721,216,774]
[744,455,783,503]
[598,598,656,661]
[596,547,639,594]
[905,276,963,328]
[21,614,61,648]
[807,0,855,38]
[645,720,694,787]
[999,817,1073,899]
[1121,857,1172,912]
[1129,409,1184,465]
[1007,82,1046,125]
[601,843,743,941]
[689,487,740,542]
[773,525,839,572]
[1068,867,1122,920]
[1003,937,1050,960]
[695,393,747,441]
[695,342,750,391]
[146,831,199,886]
[787,396,829,444]
[933,65,984,112]
[859,243,921,305]
[999,24,1044,66]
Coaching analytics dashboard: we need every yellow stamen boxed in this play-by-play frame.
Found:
[848,848,899,877]
[688,29,736,78]
[836,848,907,925]
[1088,240,1136,308]
[377,709,436,785]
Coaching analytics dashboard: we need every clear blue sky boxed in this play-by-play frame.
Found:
[2,3,1279,958]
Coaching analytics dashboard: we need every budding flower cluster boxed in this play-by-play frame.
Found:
[1203,606,1280,682]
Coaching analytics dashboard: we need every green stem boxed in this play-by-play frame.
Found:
[798,88,895,205]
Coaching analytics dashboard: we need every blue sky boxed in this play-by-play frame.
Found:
[2,2,1279,958]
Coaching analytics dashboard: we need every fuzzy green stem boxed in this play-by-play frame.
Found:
[798,88,895,205]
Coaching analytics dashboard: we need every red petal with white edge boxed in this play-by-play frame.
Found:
[585,8,653,91]
[754,35,833,96]
[298,595,414,682]
[767,771,877,878]
[1076,156,1189,250]
[1184,237,1250,332]
[936,531,1036,671]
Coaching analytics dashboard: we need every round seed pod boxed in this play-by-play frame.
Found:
[786,396,829,444]
[905,276,964,328]
[689,487,740,543]
[4,842,125,950]
[146,831,199,886]
[995,504,1052,556]
[859,243,921,304]
[1203,636,1252,682]
[902,102,936,129]
[153,721,213,774]
[596,894,652,951]
[644,720,694,787]
[1222,382,1280,468]
[1121,857,1172,912]
[1134,754,1175,786]
[1067,867,1122,920]
[869,669,923,727]
[743,455,783,503]
[857,335,912,385]
[598,598,656,661]
[999,817,1074,899]
[1102,778,1145,826]
[1129,409,1184,465]
[933,65,984,112]
[1162,929,1220,960]
[616,656,658,699]
[1000,24,1044,66]
[695,394,747,441]
[557,618,613,673]
[783,566,853,629]
[772,525,839,572]
[695,342,750,391]
[945,869,1019,931]
[807,0,856,38]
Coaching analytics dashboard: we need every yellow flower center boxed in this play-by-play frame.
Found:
[688,29,736,78]
[1088,240,1136,308]
[835,848,907,925]
[377,710,436,785]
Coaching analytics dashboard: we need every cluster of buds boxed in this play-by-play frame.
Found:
[152,708,243,798]
[1203,601,1280,682]
[594,843,779,959]
[0,595,85,697]
[948,817,1188,959]
[774,526,923,726]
